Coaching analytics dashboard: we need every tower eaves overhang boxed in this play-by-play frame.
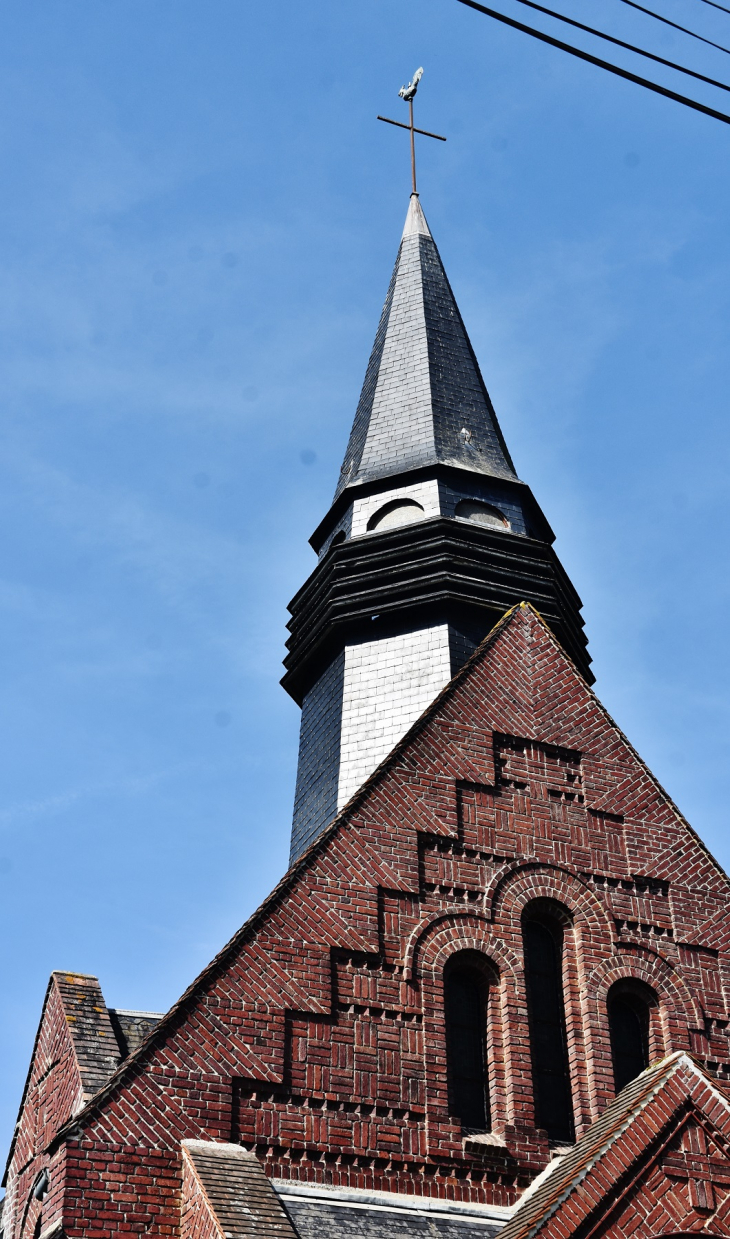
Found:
[284,515,592,705]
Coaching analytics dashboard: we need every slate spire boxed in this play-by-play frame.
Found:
[284,194,591,863]
[334,194,517,500]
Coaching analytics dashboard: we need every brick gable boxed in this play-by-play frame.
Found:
[2,973,123,1239]
[4,605,730,1239]
[500,1053,730,1239]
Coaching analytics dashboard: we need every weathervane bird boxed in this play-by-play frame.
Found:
[398,67,423,101]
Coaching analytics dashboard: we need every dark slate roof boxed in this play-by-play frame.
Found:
[333,195,517,501]
[107,1008,164,1059]
[182,1141,298,1239]
[52,972,122,1099]
[496,1052,718,1239]
[274,1182,509,1239]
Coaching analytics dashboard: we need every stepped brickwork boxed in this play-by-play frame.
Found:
[4,608,730,1239]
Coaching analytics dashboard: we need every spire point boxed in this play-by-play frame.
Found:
[402,193,431,239]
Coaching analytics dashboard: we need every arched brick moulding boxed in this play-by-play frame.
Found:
[488,863,614,941]
[488,864,616,1137]
[412,913,521,1153]
[585,950,700,1109]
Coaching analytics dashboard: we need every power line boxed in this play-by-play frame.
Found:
[614,0,730,55]
[456,0,730,122]
[509,0,730,91]
[694,0,730,16]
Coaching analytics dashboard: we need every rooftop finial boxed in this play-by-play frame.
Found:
[398,66,423,102]
[377,67,446,196]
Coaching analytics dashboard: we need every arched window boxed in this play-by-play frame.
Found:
[367,498,425,532]
[444,953,491,1131]
[608,982,654,1094]
[454,499,509,530]
[522,904,574,1142]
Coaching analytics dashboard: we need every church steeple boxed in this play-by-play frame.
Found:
[284,196,591,864]
[334,195,517,500]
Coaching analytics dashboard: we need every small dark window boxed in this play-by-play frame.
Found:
[445,959,490,1131]
[330,530,346,548]
[523,909,574,1142]
[608,985,652,1093]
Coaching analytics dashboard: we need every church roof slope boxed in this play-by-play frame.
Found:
[272,1182,509,1239]
[182,1142,297,1239]
[2,971,122,1185]
[334,195,517,500]
[498,1053,730,1239]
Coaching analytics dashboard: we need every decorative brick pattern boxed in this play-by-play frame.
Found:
[498,1053,730,1239]
[6,606,730,1239]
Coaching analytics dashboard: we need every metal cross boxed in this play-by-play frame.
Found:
[377,68,446,195]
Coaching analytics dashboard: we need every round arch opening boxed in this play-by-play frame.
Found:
[367,498,425,532]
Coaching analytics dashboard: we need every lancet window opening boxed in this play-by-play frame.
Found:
[522,902,575,1143]
[608,980,657,1094]
[444,951,493,1132]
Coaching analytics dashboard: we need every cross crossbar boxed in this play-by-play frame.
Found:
[377,116,447,142]
[376,70,446,195]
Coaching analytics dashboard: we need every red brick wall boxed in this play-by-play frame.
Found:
[3,975,91,1239]
[6,608,730,1236]
[63,1143,180,1239]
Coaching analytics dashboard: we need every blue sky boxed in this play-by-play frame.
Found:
[2,0,730,1164]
